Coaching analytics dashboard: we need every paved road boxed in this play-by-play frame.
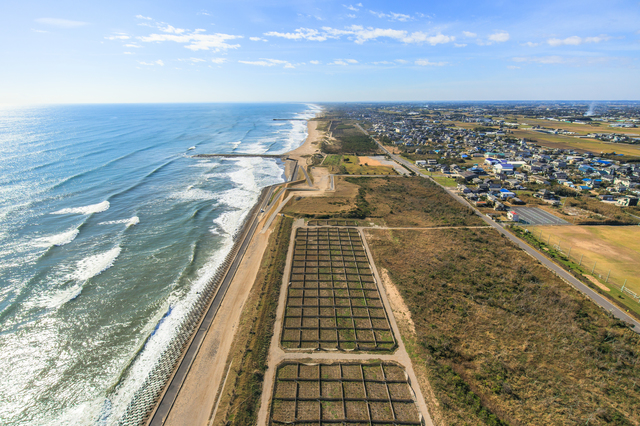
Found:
[511,206,570,226]
[148,184,277,425]
[359,127,640,333]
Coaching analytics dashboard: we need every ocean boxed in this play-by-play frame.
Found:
[0,103,321,425]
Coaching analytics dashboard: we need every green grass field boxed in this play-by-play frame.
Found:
[430,174,458,187]
[322,154,342,166]
[341,155,397,175]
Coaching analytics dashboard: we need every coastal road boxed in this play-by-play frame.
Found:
[358,125,640,333]
[148,184,277,426]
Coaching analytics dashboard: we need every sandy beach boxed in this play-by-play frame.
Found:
[157,118,323,426]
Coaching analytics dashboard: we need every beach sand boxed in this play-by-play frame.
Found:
[160,119,323,426]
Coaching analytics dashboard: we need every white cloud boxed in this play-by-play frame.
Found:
[159,24,186,34]
[264,25,455,45]
[373,61,394,65]
[138,60,165,66]
[395,59,408,64]
[488,31,510,43]
[347,14,356,18]
[523,41,539,47]
[211,58,227,64]
[139,29,242,52]
[369,11,412,22]
[125,43,142,48]
[547,35,611,46]
[198,10,211,16]
[250,37,267,41]
[513,56,565,64]
[310,60,320,64]
[507,65,520,69]
[124,52,134,55]
[344,4,361,11]
[189,58,206,62]
[35,18,88,28]
[454,43,467,48]
[31,28,48,33]
[264,28,331,41]
[238,58,293,68]
[136,15,152,20]
[462,31,477,38]
[331,60,349,65]
[105,34,130,40]
[415,59,447,66]
[346,59,358,63]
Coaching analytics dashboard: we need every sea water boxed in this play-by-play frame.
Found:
[0,103,321,425]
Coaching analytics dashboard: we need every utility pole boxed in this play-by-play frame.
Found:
[579,254,584,266]
[605,270,610,283]
[622,279,627,292]
[592,262,597,274]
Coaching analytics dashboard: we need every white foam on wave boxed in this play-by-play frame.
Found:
[52,201,110,215]
[229,141,241,149]
[106,235,234,424]
[35,228,79,247]
[188,161,217,169]
[281,104,323,152]
[72,246,121,282]
[171,187,219,202]
[99,216,140,227]
[40,283,83,309]
[213,158,260,235]
[27,246,121,311]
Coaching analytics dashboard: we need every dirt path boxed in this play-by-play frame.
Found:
[586,275,611,292]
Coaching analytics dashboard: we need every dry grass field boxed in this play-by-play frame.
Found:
[283,176,482,227]
[511,129,640,156]
[366,227,640,426]
[534,225,640,294]
[283,177,359,217]
[515,117,640,137]
[346,176,483,227]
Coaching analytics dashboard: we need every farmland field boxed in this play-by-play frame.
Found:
[534,225,640,294]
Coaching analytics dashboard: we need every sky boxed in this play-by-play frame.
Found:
[1,0,640,103]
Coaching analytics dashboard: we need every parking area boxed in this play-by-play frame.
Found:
[511,207,570,226]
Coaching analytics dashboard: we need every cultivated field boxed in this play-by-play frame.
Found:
[282,227,395,351]
[534,225,640,294]
[270,362,422,425]
[511,129,640,156]
[366,227,640,425]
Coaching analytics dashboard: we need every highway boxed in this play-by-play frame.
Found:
[357,123,640,333]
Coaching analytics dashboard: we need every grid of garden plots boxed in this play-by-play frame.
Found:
[281,227,396,351]
[270,362,423,425]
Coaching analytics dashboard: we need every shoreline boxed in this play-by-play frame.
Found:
[142,114,323,426]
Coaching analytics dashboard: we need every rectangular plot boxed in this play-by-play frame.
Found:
[321,400,345,420]
[281,227,395,351]
[298,381,320,399]
[370,401,394,422]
